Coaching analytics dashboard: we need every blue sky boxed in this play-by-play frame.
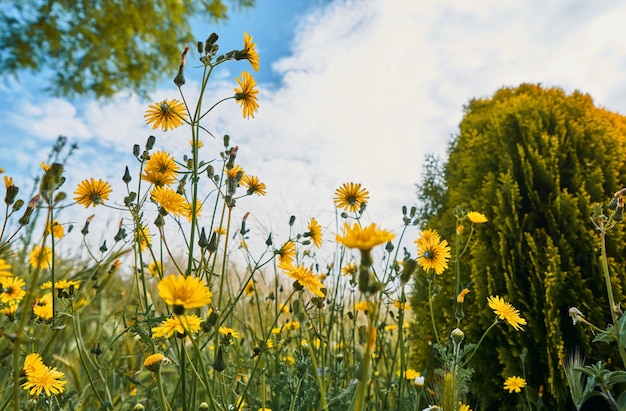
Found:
[2,0,626,261]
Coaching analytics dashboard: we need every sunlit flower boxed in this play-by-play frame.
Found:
[405,369,420,380]
[392,301,410,310]
[336,223,394,251]
[384,324,398,332]
[227,165,245,180]
[1,301,17,319]
[283,321,300,331]
[147,261,162,277]
[144,99,187,131]
[334,182,369,213]
[0,275,25,304]
[219,326,240,339]
[243,281,255,296]
[234,71,259,119]
[29,245,52,269]
[152,314,202,338]
[190,139,203,149]
[503,376,527,393]
[276,241,296,265]
[183,199,203,222]
[239,32,260,71]
[354,300,375,312]
[136,225,152,251]
[142,151,179,186]
[3,175,12,187]
[241,175,266,196]
[40,279,80,291]
[143,353,167,372]
[415,229,451,275]
[279,263,325,297]
[214,226,227,235]
[74,178,112,208]
[33,293,53,320]
[45,219,65,239]
[459,403,472,411]
[0,259,12,277]
[467,211,488,224]
[282,356,295,365]
[307,217,323,248]
[341,262,358,276]
[151,186,186,216]
[39,162,50,172]
[457,288,470,303]
[158,274,213,310]
[488,296,527,331]
[21,354,66,397]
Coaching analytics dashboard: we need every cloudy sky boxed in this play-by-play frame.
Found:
[2,0,626,259]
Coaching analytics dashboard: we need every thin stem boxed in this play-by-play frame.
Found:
[427,277,440,345]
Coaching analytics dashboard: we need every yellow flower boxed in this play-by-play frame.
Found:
[354,301,375,312]
[459,402,472,411]
[307,217,323,248]
[40,279,80,291]
[29,245,52,269]
[227,164,245,179]
[4,175,13,188]
[503,376,527,393]
[219,326,240,339]
[45,219,65,239]
[33,293,53,320]
[240,32,260,71]
[234,71,259,119]
[243,280,255,296]
[136,225,152,251]
[467,211,488,224]
[143,353,167,372]
[384,324,398,332]
[21,354,66,397]
[457,288,470,303]
[336,223,394,251]
[405,369,420,380]
[150,186,186,216]
[488,296,527,331]
[157,274,213,310]
[183,199,203,222]
[392,301,410,310]
[341,262,358,276]
[241,175,266,196]
[74,178,112,208]
[279,263,325,297]
[147,261,162,277]
[276,241,296,265]
[0,275,23,304]
[152,314,202,338]
[39,162,50,172]
[334,182,369,213]
[144,99,187,131]
[0,258,12,277]
[1,301,18,319]
[415,229,451,275]
[142,151,179,186]
[282,356,295,365]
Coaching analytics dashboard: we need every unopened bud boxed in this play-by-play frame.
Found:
[12,199,24,212]
[132,144,141,157]
[5,185,18,205]
[213,346,227,372]
[146,136,156,150]
[122,166,132,184]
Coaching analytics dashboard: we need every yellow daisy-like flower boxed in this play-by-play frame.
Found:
[227,164,245,180]
[183,199,202,222]
[136,224,152,252]
[29,245,52,270]
[157,274,213,310]
[415,229,451,275]
[384,324,398,332]
[354,300,375,312]
[241,175,266,196]
[279,263,325,297]
[488,296,527,331]
[467,211,488,224]
[234,71,259,119]
[392,301,410,310]
[459,403,472,411]
[276,241,296,265]
[74,178,112,208]
[144,99,187,131]
[147,261,162,277]
[336,223,394,251]
[33,293,53,320]
[334,182,369,213]
[0,258,13,277]
[143,353,167,372]
[503,376,527,393]
[22,365,66,397]
[405,369,421,380]
[341,262,358,276]
[307,217,323,248]
[150,186,187,216]
[23,353,45,376]
[40,279,80,291]
[45,219,65,239]
[1,275,25,303]
[243,280,255,296]
[142,151,179,186]
[152,314,203,338]
[240,32,260,71]
[1,301,18,319]
[283,321,300,331]
[219,326,240,339]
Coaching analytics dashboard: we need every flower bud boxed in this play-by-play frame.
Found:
[146,135,156,150]
[213,346,227,372]
[122,166,132,184]
[4,185,18,205]
[12,199,24,212]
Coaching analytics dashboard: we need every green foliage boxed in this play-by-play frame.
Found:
[0,0,255,98]
[412,84,626,410]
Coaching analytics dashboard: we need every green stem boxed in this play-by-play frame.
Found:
[353,311,376,411]
[427,277,440,345]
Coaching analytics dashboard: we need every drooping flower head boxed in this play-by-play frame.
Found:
[241,175,266,196]
[144,99,187,131]
[336,223,394,251]
[415,229,451,275]
[74,178,112,208]
[157,274,213,311]
[488,295,527,331]
[334,182,369,213]
[503,376,527,393]
[151,186,187,216]
[237,32,260,71]
[234,72,259,119]
[307,217,323,248]
[279,262,325,297]
[276,241,296,265]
